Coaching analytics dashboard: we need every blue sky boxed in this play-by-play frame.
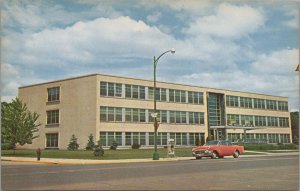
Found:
[1,0,299,110]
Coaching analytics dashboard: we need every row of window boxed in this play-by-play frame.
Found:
[100,106,205,125]
[99,131,205,146]
[100,81,204,105]
[45,132,291,148]
[227,133,290,144]
[226,95,288,111]
[227,114,289,127]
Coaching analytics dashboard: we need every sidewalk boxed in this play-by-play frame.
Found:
[2,151,298,165]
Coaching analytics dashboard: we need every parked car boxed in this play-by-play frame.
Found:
[192,140,244,159]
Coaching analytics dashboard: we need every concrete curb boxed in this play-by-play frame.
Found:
[2,152,298,165]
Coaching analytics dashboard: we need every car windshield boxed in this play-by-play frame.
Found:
[204,140,219,146]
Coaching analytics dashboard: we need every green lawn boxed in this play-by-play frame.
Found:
[2,145,297,160]
[1,148,193,160]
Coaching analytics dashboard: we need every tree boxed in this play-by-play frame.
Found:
[291,112,299,144]
[67,134,79,150]
[86,134,95,150]
[2,98,41,150]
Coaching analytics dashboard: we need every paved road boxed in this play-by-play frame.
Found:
[2,155,299,190]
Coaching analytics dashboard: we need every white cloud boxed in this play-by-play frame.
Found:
[183,3,265,39]
[251,49,299,74]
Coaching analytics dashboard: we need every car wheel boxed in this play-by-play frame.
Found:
[211,151,218,159]
[196,156,202,160]
[233,150,240,158]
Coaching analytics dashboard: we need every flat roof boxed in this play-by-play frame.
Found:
[19,73,288,99]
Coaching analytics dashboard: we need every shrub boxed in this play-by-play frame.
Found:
[86,134,95,150]
[1,142,14,150]
[67,134,79,151]
[244,144,298,150]
[94,146,104,157]
[131,143,141,149]
[110,140,118,150]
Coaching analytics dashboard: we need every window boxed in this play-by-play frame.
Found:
[278,101,288,111]
[161,89,167,101]
[100,82,107,96]
[254,116,266,126]
[115,84,122,97]
[189,112,205,125]
[169,111,175,123]
[253,98,265,109]
[175,90,181,102]
[227,114,239,126]
[149,132,154,145]
[181,90,186,103]
[161,110,167,123]
[100,132,107,146]
[279,117,289,127]
[226,95,238,107]
[169,89,175,102]
[140,133,146,145]
[240,97,252,108]
[162,133,168,145]
[100,107,107,121]
[132,109,139,122]
[139,109,146,122]
[107,132,114,146]
[100,107,123,122]
[125,85,132,98]
[115,108,122,122]
[148,87,154,100]
[132,85,139,99]
[266,100,277,110]
[107,107,114,121]
[115,132,122,146]
[108,83,114,96]
[125,108,132,122]
[125,132,131,146]
[180,111,187,124]
[101,82,122,97]
[47,87,60,102]
[267,116,278,127]
[188,91,204,104]
[139,86,145,100]
[240,115,254,126]
[46,133,58,148]
[47,110,59,124]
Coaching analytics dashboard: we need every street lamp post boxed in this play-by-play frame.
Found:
[152,48,175,160]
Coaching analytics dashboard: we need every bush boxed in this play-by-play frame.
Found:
[132,143,141,149]
[110,140,118,150]
[1,142,14,150]
[244,144,298,150]
[67,134,79,151]
[94,146,104,156]
[86,134,95,150]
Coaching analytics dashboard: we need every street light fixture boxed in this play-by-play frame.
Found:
[152,48,175,160]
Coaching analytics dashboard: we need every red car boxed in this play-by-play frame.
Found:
[192,140,244,159]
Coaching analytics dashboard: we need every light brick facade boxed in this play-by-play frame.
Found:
[18,74,292,149]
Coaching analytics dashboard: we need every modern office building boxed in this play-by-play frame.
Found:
[18,74,292,150]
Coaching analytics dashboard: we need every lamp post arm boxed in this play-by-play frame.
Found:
[154,49,173,67]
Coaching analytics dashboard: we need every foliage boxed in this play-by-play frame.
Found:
[94,140,104,156]
[1,142,14,150]
[131,143,141,149]
[290,112,299,144]
[109,140,118,150]
[67,134,79,151]
[85,134,95,150]
[1,98,41,148]
[244,144,298,150]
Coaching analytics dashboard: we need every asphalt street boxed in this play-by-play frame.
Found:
[2,155,299,190]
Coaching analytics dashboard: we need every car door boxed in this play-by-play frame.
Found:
[226,141,236,155]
